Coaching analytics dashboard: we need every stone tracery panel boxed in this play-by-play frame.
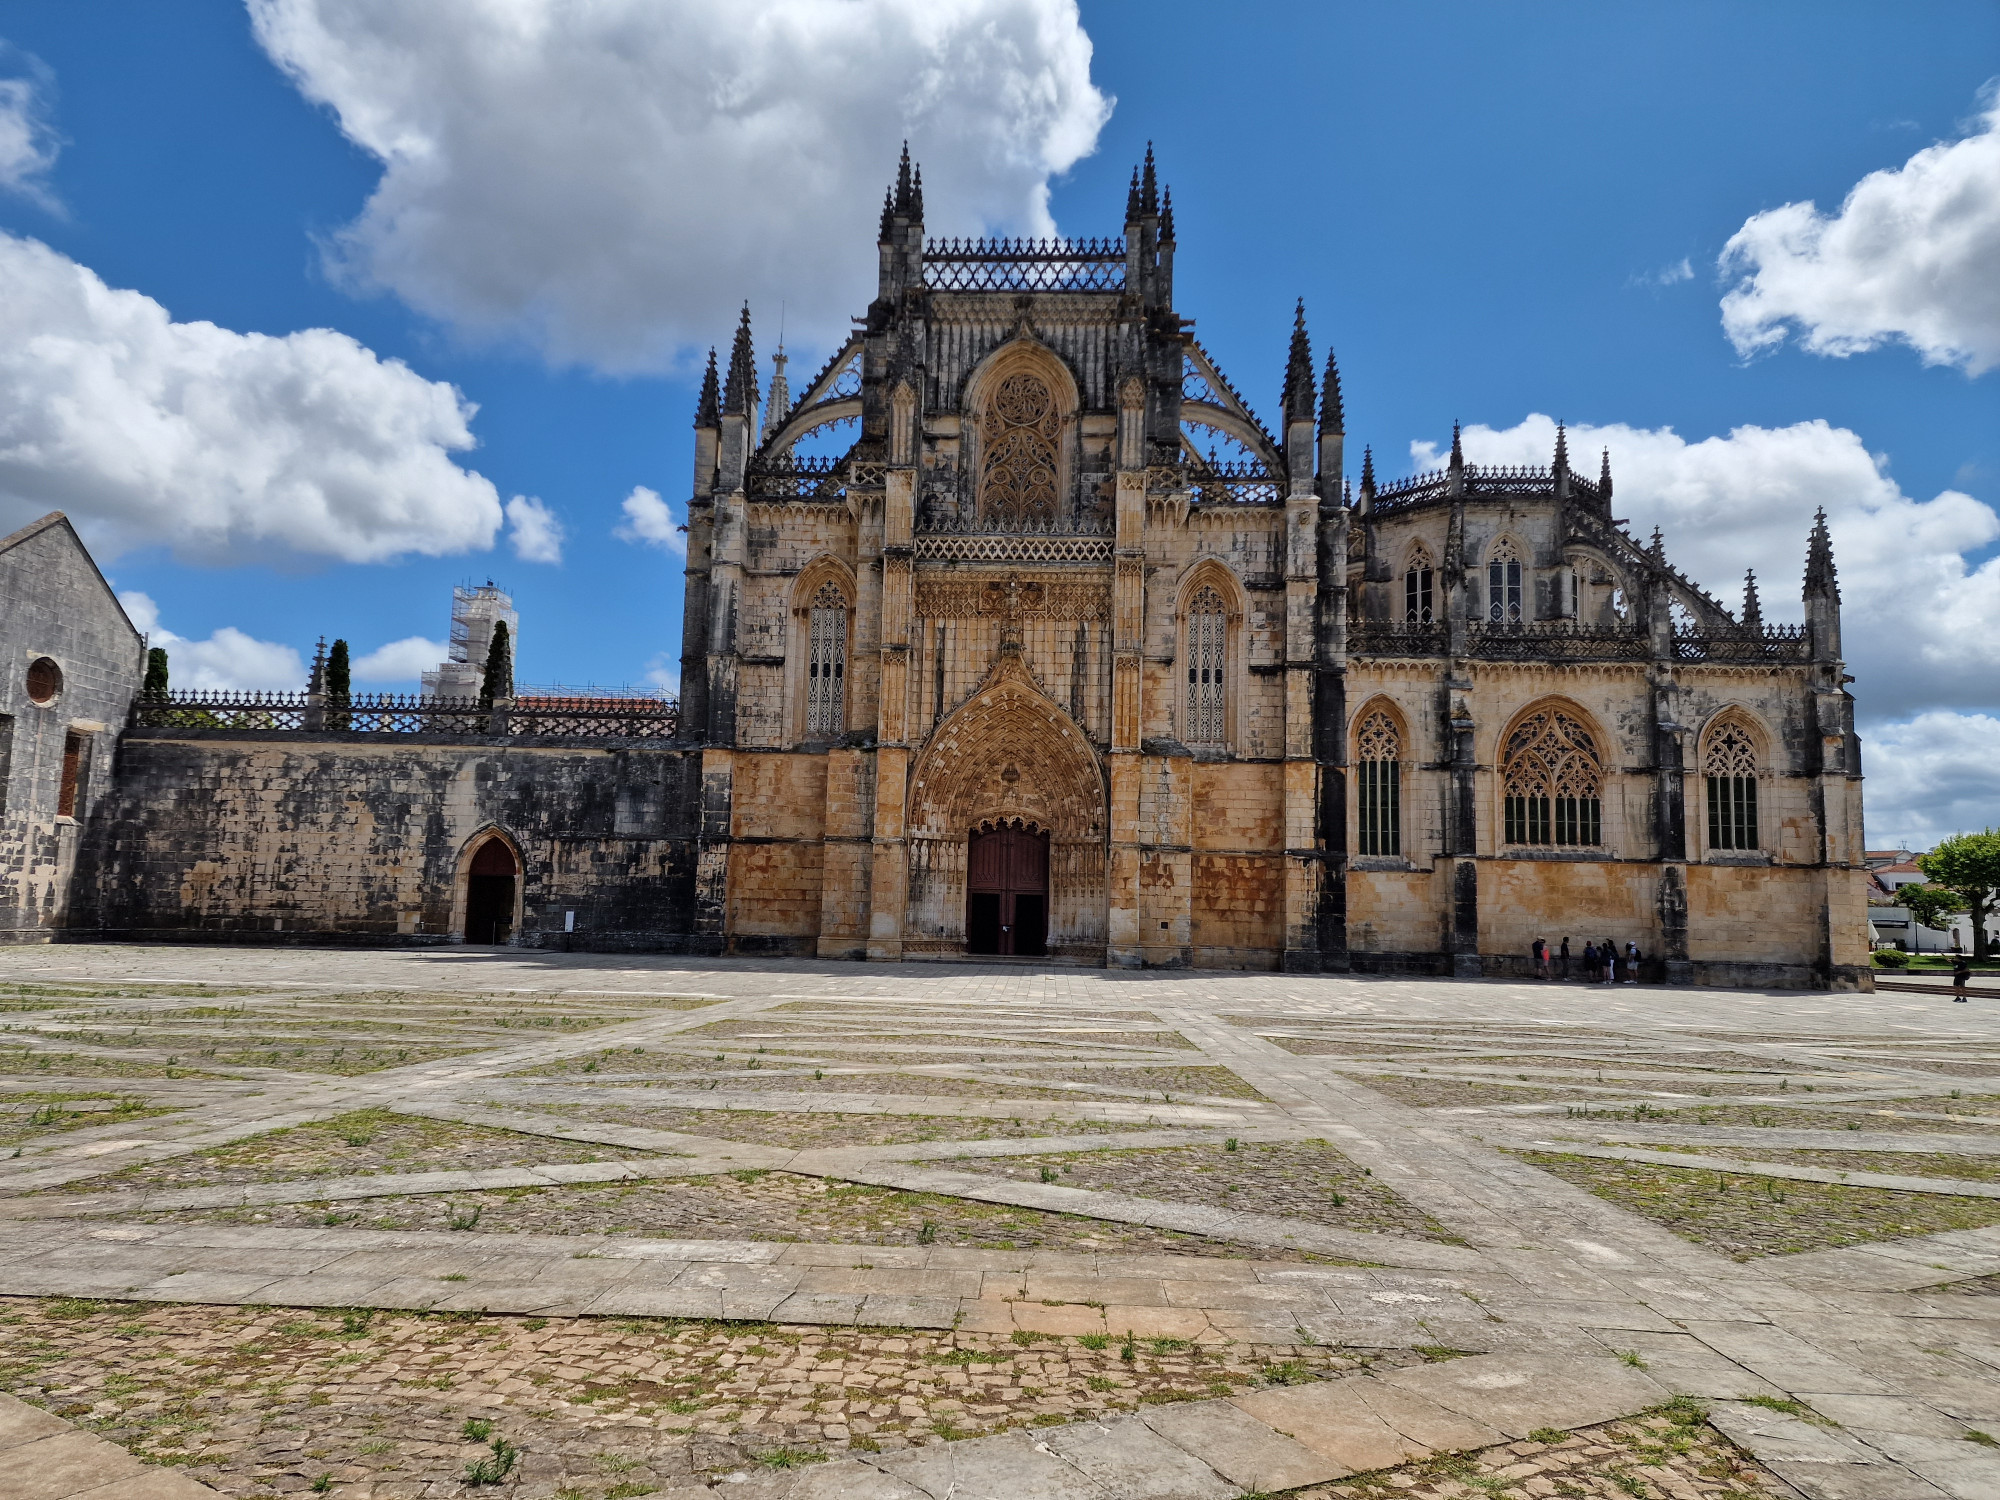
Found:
[979,372,1062,525]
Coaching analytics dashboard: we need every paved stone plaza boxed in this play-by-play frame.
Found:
[2,949,1998,1498]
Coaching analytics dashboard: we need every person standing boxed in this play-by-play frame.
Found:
[1582,941,1599,983]
[1624,941,1641,984]
[1602,938,1619,985]
[1559,936,1572,980]
[1953,956,1972,1002]
[1532,937,1549,979]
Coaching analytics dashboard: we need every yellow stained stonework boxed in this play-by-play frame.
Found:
[675,153,1870,990]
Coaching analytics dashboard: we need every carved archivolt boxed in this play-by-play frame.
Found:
[908,658,1102,843]
[914,576,1108,621]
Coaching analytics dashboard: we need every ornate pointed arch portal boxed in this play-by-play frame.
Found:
[904,656,1106,961]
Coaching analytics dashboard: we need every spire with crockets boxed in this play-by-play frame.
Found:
[1804,507,1838,598]
[1141,142,1158,215]
[1741,569,1763,630]
[1282,300,1315,429]
[694,348,720,429]
[723,305,756,415]
[1319,349,1344,437]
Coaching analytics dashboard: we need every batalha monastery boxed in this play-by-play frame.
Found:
[0,151,1872,990]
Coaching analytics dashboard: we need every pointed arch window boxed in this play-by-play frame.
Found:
[1356,712,1402,855]
[1487,539,1523,623]
[806,582,848,737]
[1185,585,1227,747]
[1403,545,1435,625]
[1503,707,1602,846]
[1704,720,1760,851]
[980,371,1061,525]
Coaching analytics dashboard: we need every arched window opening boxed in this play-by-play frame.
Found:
[1487,539,1523,624]
[1403,546,1435,625]
[1185,585,1227,747]
[1503,707,1603,847]
[979,371,1061,525]
[1704,720,1760,851]
[805,582,848,738]
[1356,712,1402,856]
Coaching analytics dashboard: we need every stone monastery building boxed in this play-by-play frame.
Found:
[0,150,1870,989]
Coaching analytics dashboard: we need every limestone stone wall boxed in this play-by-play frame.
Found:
[0,516,145,944]
[74,734,701,949]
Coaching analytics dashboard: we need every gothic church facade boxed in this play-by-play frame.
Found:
[680,151,1871,988]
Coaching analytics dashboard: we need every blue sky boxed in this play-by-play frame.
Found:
[0,1,1994,842]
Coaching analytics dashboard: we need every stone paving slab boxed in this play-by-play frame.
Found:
[0,1393,221,1498]
[475,1084,1272,1126]
[1374,1350,1670,1439]
[1508,1140,2000,1198]
[1138,1398,1346,1490]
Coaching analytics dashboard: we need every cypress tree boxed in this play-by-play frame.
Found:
[481,620,513,706]
[326,639,351,730]
[143,647,169,697]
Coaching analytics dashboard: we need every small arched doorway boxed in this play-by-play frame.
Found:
[465,837,519,945]
[967,821,1049,956]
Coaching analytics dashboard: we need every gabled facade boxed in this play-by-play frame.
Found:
[678,150,1871,988]
[0,512,146,943]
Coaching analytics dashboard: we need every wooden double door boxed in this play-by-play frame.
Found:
[966,824,1049,957]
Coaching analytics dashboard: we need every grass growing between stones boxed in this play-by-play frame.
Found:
[515,1101,1164,1149]
[0,1093,179,1148]
[1511,1150,2000,1258]
[1645,1145,2000,1184]
[0,1295,1420,1496]
[1299,1400,1781,1499]
[155,1171,1343,1260]
[961,1139,1464,1243]
[85,1109,667,1191]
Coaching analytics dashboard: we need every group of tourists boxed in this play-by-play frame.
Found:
[1529,935,1644,984]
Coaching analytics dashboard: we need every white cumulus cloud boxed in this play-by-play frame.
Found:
[352,635,448,682]
[0,45,60,209]
[118,591,307,691]
[1719,84,2000,374]
[247,0,1113,368]
[614,485,685,555]
[1859,712,2000,846]
[0,232,506,564]
[1411,414,2000,722]
[505,495,562,564]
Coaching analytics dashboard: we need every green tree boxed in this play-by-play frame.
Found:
[1897,882,1965,948]
[480,620,513,707]
[326,639,352,731]
[142,647,169,697]
[1918,829,2000,961]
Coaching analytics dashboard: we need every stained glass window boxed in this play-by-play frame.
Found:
[1704,720,1760,850]
[806,582,847,737]
[1186,585,1227,746]
[1356,712,1401,855]
[1503,707,1602,846]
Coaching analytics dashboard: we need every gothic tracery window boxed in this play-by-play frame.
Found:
[1487,538,1523,624]
[1356,712,1402,855]
[1403,545,1435,625]
[805,582,848,737]
[979,371,1061,525]
[1502,707,1602,846]
[1185,585,1227,747]
[1704,720,1760,851]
